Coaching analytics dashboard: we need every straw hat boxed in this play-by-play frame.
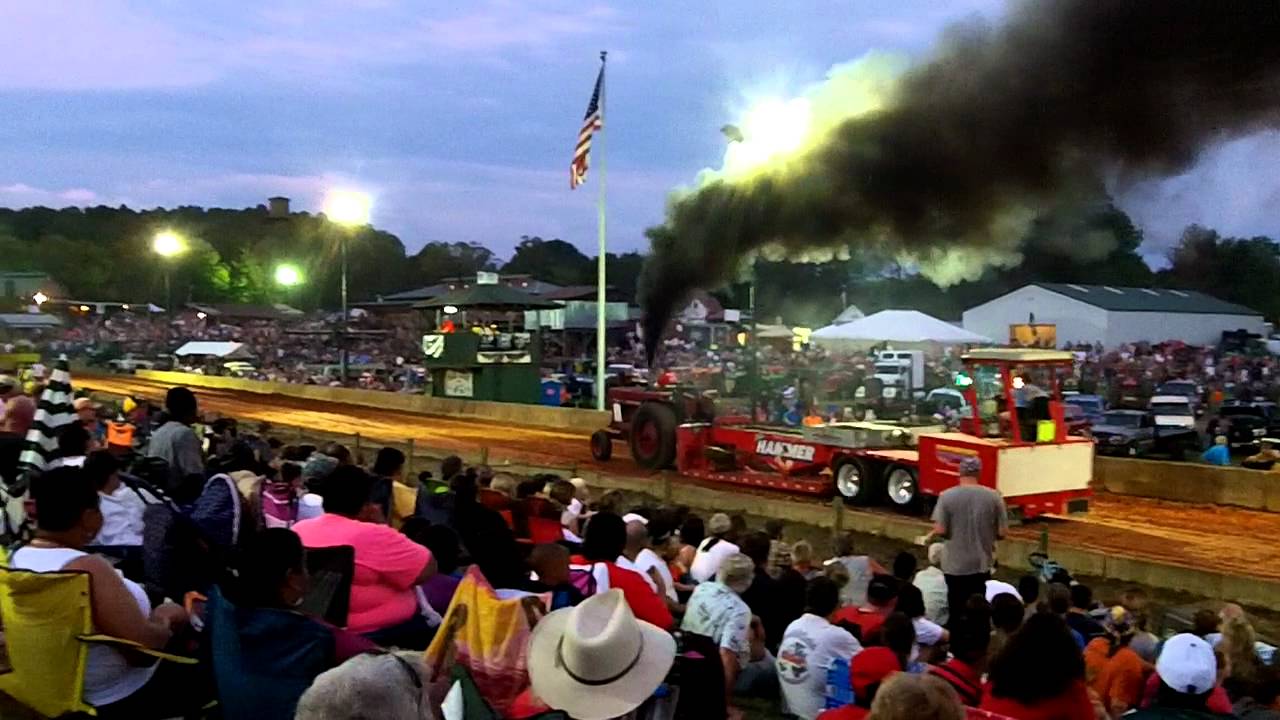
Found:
[528,589,675,720]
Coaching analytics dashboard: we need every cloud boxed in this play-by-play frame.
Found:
[0,0,622,91]
[0,156,676,259]
[1118,131,1280,251]
[0,183,112,208]
[0,3,221,90]
[420,2,619,54]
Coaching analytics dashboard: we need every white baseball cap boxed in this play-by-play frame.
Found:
[985,579,1020,603]
[1156,633,1217,696]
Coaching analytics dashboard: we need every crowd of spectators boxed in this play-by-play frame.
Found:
[14,304,1280,417]
[16,308,427,389]
[2,383,1277,720]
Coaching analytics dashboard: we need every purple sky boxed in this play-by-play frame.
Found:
[2,1,1277,262]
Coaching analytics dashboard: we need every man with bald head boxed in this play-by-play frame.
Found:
[620,518,679,607]
[0,395,36,486]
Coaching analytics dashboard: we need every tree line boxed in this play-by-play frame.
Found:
[1,202,1276,323]
[0,205,643,312]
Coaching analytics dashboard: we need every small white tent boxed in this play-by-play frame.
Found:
[811,309,991,349]
[832,304,865,324]
[172,341,255,359]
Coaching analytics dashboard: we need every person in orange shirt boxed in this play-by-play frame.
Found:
[1084,606,1148,716]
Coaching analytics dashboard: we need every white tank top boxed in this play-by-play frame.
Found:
[10,546,157,707]
[833,555,873,607]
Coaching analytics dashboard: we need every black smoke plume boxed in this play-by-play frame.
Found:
[640,0,1280,361]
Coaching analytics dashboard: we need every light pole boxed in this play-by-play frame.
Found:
[153,230,186,339]
[721,124,763,418]
[323,190,372,384]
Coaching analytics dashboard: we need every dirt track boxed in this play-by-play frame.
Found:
[80,374,1280,583]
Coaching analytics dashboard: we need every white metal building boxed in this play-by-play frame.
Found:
[962,283,1267,347]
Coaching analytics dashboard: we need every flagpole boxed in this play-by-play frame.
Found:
[595,50,608,411]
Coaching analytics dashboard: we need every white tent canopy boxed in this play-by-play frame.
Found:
[754,323,795,340]
[172,341,255,359]
[811,309,991,346]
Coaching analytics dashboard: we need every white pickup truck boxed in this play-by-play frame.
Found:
[106,355,156,373]
[1149,395,1197,430]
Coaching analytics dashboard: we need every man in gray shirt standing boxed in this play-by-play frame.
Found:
[146,386,206,503]
[918,457,1006,627]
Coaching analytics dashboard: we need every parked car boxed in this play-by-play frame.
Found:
[1155,379,1204,416]
[1062,404,1092,436]
[1208,401,1280,449]
[1063,394,1107,424]
[921,387,969,414]
[1092,409,1199,458]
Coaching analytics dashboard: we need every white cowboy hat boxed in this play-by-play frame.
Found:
[528,589,675,720]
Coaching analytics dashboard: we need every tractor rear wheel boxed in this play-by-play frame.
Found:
[630,402,678,469]
[833,458,877,505]
[590,430,613,462]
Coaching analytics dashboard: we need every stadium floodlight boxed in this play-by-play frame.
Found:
[274,263,303,287]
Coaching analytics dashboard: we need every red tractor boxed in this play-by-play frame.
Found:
[589,379,716,469]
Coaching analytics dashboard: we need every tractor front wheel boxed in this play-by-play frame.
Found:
[590,430,613,462]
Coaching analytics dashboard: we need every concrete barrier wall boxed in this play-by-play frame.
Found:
[1094,456,1280,512]
[119,371,1280,512]
[133,370,610,434]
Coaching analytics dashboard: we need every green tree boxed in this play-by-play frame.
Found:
[604,251,646,303]
[412,242,498,283]
[1160,225,1280,320]
[0,204,415,311]
[502,236,593,286]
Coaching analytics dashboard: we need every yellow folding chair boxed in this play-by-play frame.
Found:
[0,562,195,717]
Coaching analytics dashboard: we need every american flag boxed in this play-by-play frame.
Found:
[570,65,604,190]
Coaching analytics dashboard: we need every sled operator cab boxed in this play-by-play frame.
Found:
[918,348,1093,518]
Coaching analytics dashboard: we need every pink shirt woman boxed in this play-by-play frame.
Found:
[291,466,435,634]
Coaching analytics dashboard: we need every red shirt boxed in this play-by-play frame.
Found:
[832,606,889,642]
[568,557,674,629]
[817,705,869,720]
[930,659,985,707]
[1140,673,1233,715]
[601,561,674,630]
[979,679,1095,720]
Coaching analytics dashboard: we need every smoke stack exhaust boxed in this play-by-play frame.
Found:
[640,0,1280,361]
